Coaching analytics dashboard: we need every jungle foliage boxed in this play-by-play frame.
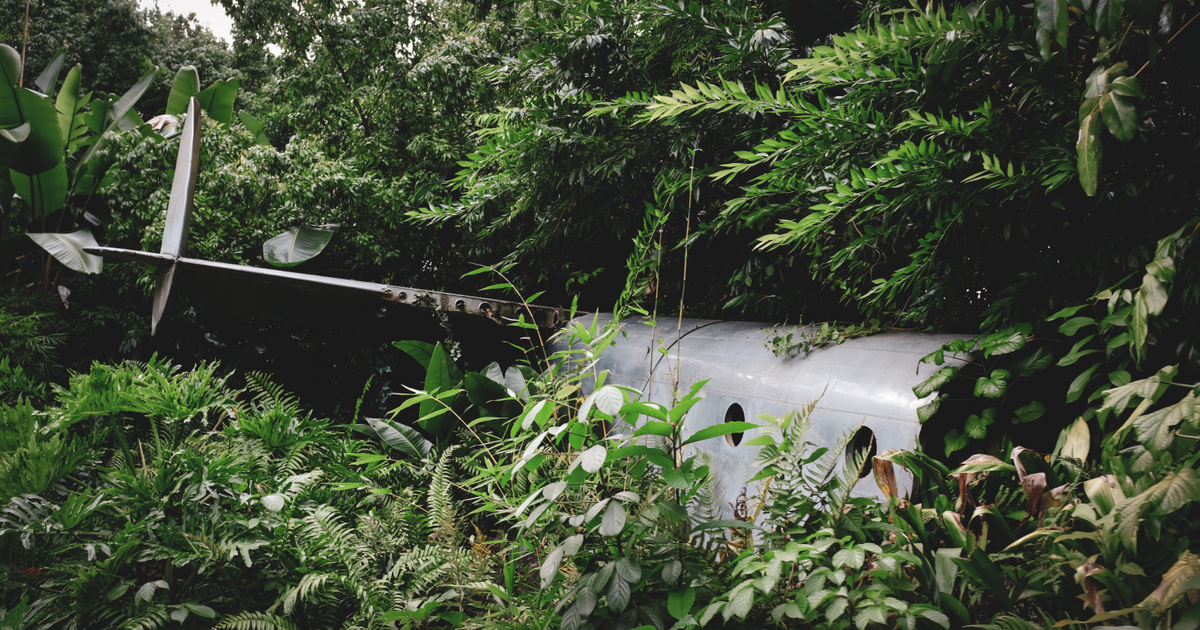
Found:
[1,0,1199,626]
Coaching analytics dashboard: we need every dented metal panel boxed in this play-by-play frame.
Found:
[557,315,967,520]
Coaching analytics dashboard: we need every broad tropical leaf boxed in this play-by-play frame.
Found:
[196,78,239,126]
[166,66,200,116]
[262,224,339,268]
[32,49,65,95]
[27,229,103,273]
[55,65,88,154]
[0,45,65,175]
[11,161,68,216]
[365,416,433,459]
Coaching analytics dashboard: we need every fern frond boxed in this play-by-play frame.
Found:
[299,505,357,550]
[281,572,333,614]
[119,604,170,630]
[214,611,300,630]
[967,613,1050,630]
[827,428,872,515]
[427,446,461,542]
[244,372,303,418]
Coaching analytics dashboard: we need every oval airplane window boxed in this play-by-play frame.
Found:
[725,403,746,447]
[845,427,877,479]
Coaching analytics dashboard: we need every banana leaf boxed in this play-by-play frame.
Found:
[27,229,103,274]
[166,66,200,116]
[262,224,338,267]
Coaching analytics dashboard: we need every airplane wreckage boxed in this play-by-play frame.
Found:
[88,99,968,519]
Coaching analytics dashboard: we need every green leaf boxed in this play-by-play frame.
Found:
[633,421,674,437]
[983,328,1027,357]
[918,395,943,423]
[662,465,691,489]
[833,546,866,570]
[599,500,627,536]
[166,66,200,116]
[1067,363,1102,403]
[33,49,65,94]
[1090,0,1125,36]
[1058,335,1099,367]
[727,586,754,620]
[965,409,996,439]
[183,604,216,619]
[668,587,697,620]
[365,416,432,459]
[607,576,631,612]
[393,340,436,369]
[953,550,1011,608]
[662,560,682,584]
[72,66,157,177]
[418,344,459,437]
[1133,391,1199,452]
[914,366,958,398]
[11,161,68,217]
[1101,92,1138,142]
[623,401,668,421]
[263,224,339,267]
[577,444,607,473]
[195,78,239,126]
[615,557,641,583]
[825,597,848,623]
[1059,316,1096,336]
[1109,76,1146,99]
[55,65,85,153]
[1014,400,1046,424]
[27,229,102,273]
[0,67,64,174]
[1077,112,1103,196]
[238,110,271,146]
[974,370,1009,398]
[1035,0,1069,59]
[682,421,758,445]
[540,546,564,588]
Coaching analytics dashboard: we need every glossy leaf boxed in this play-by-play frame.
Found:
[196,78,239,126]
[166,66,200,116]
[577,444,607,473]
[682,421,758,445]
[599,500,626,536]
[238,110,272,146]
[365,416,432,459]
[914,365,958,398]
[32,49,65,95]
[668,587,696,620]
[11,162,68,217]
[73,66,157,179]
[540,546,564,588]
[55,65,86,154]
[0,51,64,175]
[1101,92,1138,142]
[1060,417,1090,461]
[607,576,631,612]
[27,229,103,273]
[1090,0,1124,36]
[1077,112,1102,196]
[263,224,339,267]
[1035,0,1068,59]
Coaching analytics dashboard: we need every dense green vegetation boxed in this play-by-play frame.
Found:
[2,0,1199,626]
